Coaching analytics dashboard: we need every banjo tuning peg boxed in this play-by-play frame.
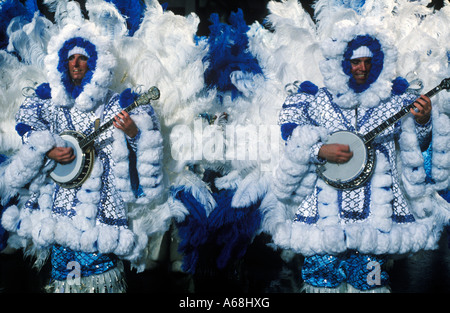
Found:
[148,86,160,100]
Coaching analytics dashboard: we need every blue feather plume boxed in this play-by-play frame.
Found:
[105,0,145,36]
[203,9,263,101]
[0,0,32,50]
[173,185,263,274]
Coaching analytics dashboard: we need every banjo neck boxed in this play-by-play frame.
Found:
[362,78,449,144]
[79,86,160,150]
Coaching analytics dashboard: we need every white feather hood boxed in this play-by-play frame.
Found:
[44,22,116,112]
[319,18,398,109]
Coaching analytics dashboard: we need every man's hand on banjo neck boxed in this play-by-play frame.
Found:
[410,94,432,125]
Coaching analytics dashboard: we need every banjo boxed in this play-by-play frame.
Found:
[50,86,160,188]
[317,78,449,190]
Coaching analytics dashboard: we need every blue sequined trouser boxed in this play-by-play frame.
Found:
[51,244,118,282]
[302,250,389,291]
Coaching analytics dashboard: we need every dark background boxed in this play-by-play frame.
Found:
[23,0,446,36]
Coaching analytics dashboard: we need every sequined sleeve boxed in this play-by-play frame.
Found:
[15,96,53,144]
[310,142,326,164]
[279,92,325,163]
[278,92,319,138]
[403,92,432,151]
[415,118,432,151]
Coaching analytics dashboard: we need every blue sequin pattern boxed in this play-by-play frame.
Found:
[15,91,147,228]
[14,90,156,278]
[51,245,117,281]
[302,251,389,291]
[280,88,429,225]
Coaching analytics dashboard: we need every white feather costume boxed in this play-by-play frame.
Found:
[163,8,277,276]
[0,2,168,292]
[258,0,449,291]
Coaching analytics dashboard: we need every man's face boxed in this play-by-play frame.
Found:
[350,57,372,85]
[68,54,89,86]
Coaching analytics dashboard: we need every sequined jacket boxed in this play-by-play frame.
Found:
[1,90,165,261]
[268,86,447,256]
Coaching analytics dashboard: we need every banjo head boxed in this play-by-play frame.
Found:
[317,131,374,189]
[50,131,93,188]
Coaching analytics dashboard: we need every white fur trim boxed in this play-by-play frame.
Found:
[269,211,442,257]
[431,109,450,190]
[2,130,57,198]
[1,205,20,232]
[134,121,165,204]
[80,228,99,253]
[97,226,119,254]
[272,125,324,203]
[114,229,136,256]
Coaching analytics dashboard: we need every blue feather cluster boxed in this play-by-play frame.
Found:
[35,82,52,99]
[342,35,384,93]
[391,77,409,95]
[15,123,32,137]
[298,80,319,95]
[0,0,31,50]
[57,37,98,100]
[119,88,138,108]
[104,0,145,36]
[173,186,262,274]
[24,0,39,16]
[280,123,298,141]
[203,9,263,101]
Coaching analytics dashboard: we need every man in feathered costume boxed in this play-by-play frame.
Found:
[0,19,165,292]
[268,17,449,292]
[168,9,272,291]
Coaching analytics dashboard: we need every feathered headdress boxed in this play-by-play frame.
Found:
[319,18,398,109]
[203,9,263,101]
[44,22,116,111]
